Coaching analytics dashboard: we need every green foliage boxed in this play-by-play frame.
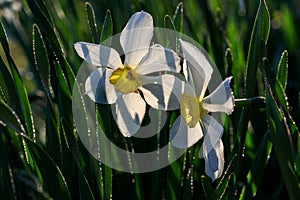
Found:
[0,0,300,199]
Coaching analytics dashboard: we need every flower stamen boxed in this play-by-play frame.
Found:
[180,93,203,128]
[109,66,141,94]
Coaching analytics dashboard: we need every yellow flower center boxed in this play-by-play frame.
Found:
[109,66,140,94]
[180,93,204,128]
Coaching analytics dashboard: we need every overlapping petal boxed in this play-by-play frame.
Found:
[136,44,180,75]
[121,11,153,67]
[140,74,185,110]
[74,42,122,69]
[203,140,224,181]
[85,68,119,104]
[200,114,224,157]
[180,39,213,99]
[111,93,146,137]
[202,77,234,114]
[170,116,203,149]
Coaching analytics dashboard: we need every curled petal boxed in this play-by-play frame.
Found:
[203,140,224,181]
[170,116,203,149]
[121,11,153,67]
[136,44,180,75]
[200,114,224,158]
[202,77,234,114]
[140,74,185,110]
[112,93,146,137]
[85,68,119,104]
[180,39,213,99]
[74,42,122,69]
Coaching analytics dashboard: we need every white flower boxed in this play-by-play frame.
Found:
[74,11,184,137]
[170,40,234,181]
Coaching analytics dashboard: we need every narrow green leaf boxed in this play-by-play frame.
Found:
[61,118,79,163]
[0,128,17,200]
[85,2,100,43]
[90,158,105,200]
[0,100,24,133]
[0,20,9,54]
[77,168,95,200]
[216,154,237,199]
[262,58,289,112]
[276,50,288,90]
[165,154,184,199]
[0,57,21,113]
[26,0,71,82]
[164,14,175,31]
[239,131,272,199]
[201,175,217,200]
[164,15,176,50]
[61,119,95,200]
[95,105,113,200]
[266,86,300,200]
[173,2,183,33]
[244,0,270,97]
[33,24,50,89]
[45,100,61,165]
[225,48,233,77]
[216,174,232,199]
[100,10,113,44]
[56,60,72,120]
[234,1,270,195]
[6,55,35,139]
[21,136,71,200]
[1,17,35,136]
[24,0,57,47]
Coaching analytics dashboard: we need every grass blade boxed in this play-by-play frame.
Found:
[21,135,72,200]
[0,100,24,133]
[244,0,270,97]
[201,175,217,200]
[276,50,288,90]
[0,19,9,54]
[234,1,270,196]
[239,131,272,199]
[85,2,100,43]
[0,127,17,199]
[7,54,35,138]
[173,2,183,33]
[266,86,300,200]
[33,24,50,89]
[100,10,113,44]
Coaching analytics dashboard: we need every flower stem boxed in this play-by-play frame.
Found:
[234,96,265,108]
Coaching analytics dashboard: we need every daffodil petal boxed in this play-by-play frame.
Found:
[136,44,180,75]
[180,39,213,99]
[203,140,224,181]
[85,68,119,104]
[202,77,234,114]
[120,11,153,67]
[112,93,146,137]
[74,42,122,69]
[140,74,185,110]
[200,114,224,158]
[170,116,203,149]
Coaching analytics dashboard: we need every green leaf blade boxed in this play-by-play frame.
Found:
[85,2,100,44]
[266,86,300,200]
[22,136,71,200]
[276,50,288,90]
[100,10,113,44]
[245,0,270,97]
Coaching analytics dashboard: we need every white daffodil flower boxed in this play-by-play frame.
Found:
[170,40,234,181]
[74,11,184,137]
